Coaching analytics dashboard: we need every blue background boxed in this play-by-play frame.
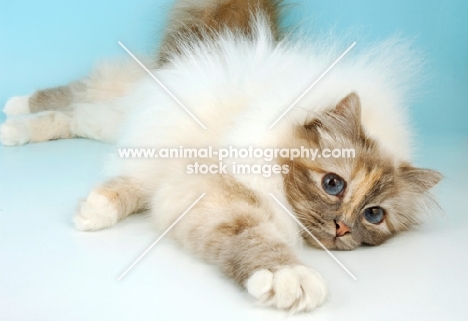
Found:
[1,0,467,162]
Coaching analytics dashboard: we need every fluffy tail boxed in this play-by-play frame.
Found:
[157,0,284,65]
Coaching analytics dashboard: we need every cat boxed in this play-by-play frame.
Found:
[0,0,442,313]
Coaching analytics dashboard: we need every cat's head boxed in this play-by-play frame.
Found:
[282,93,442,250]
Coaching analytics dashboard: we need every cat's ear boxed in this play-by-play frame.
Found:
[300,92,362,142]
[399,165,443,193]
[329,92,362,136]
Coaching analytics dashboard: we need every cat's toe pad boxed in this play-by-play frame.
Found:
[0,119,29,146]
[246,265,327,313]
[74,192,119,231]
[3,96,30,117]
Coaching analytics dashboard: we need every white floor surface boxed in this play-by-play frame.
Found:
[1,136,467,321]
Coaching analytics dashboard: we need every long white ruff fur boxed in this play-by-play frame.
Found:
[77,14,420,238]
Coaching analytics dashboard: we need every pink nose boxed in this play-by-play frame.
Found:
[335,221,351,237]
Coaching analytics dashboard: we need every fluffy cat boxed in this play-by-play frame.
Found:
[0,0,441,313]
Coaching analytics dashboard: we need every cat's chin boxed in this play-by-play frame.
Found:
[333,237,361,251]
[305,235,360,251]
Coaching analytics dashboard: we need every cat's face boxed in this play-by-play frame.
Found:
[282,93,442,250]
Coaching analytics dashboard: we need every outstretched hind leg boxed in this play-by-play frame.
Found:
[1,60,147,145]
[3,83,80,117]
[0,111,73,146]
[74,176,148,231]
[1,84,83,146]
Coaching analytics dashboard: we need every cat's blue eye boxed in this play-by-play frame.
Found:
[322,173,346,195]
[363,207,385,224]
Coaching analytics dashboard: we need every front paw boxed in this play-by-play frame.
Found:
[0,118,29,146]
[246,265,327,313]
[73,192,119,231]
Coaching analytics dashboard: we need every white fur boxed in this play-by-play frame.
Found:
[0,118,30,146]
[8,14,418,251]
[97,16,419,241]
[0,111,74,145]
[74,192,119,231]
[246,269,273,299]
[3,95,30,116]
[246,265,327,312]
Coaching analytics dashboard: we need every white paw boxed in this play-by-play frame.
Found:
[3,96,30,116]
[73,192,119,231]
[246,265,327,313]
[0,118,30,146]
